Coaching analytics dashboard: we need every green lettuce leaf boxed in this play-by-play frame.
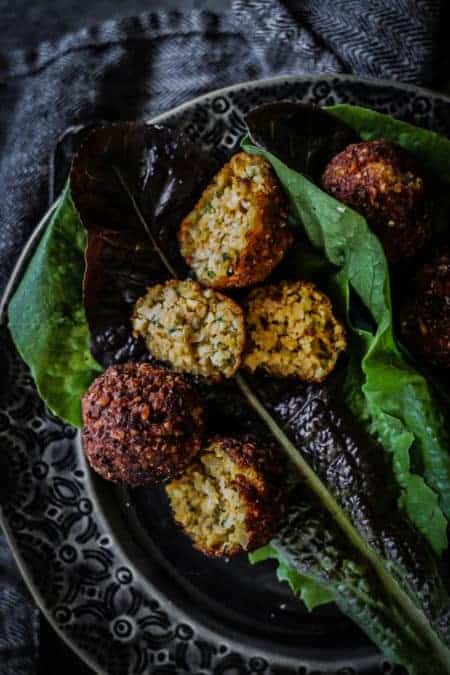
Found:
[249,545,333,611]
[242,138,449,556]
[326,104,450,181]
[8,185,102,427]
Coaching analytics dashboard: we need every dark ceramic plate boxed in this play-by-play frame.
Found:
[2,75,450,675]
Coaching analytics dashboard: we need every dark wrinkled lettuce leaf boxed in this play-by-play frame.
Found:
[251,490,447,675]
[8,186,102,426]
[70,122,216,367]
[246,101,358,180]
[242,135,450,556]
[253,380,449,632]
[82,230,154,366]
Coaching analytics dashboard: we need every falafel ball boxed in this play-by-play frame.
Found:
[321,140,430,262]
[401,248,450,369]
[166,436,287,557]
[244,280,346,382]
[178,152,292,288]
[82,363,206,486]
[132,280,245,382]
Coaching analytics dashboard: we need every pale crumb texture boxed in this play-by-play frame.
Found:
[178,152,291,288]
[166,436,287,558]
[244,280,346,382]
[132,280,245,381]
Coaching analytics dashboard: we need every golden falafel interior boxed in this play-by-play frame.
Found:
[166,439,276,557]
[178,152,291,289]
[166,443,255,556]
[132,280,245,382]
[244,280,346,382]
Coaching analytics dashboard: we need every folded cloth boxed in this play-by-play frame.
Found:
[0,533,38,675]
[0,1,447,672]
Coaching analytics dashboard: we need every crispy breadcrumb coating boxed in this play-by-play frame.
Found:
[401,248,450,369]
[82,363,205,485]
[321,140,430,263]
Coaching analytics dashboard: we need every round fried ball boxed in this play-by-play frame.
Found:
[82,363,206,486]
[166,436,287,558]
[321,140,430,262]
[178,152,292,288]
[401,248,450,369]
[132,280,245,382]
[243,280,346,382]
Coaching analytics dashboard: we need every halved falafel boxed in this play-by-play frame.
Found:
[321,140,430,263]
[82,363,205,486]
[166,436,286,557]
[132,280,245,381]
[401,248,450,369]
[243,280,346,382]
[178,152,292,288]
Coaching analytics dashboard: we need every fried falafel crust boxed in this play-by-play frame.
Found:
[321,140,430,263]
[132,280,246,382]
[82,363,205,486]
[166,436,287,558]
[401,248,450,369]
[178,152,292,288]
[244,280,346,382]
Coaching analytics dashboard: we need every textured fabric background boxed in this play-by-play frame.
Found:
[0,0,448,672]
